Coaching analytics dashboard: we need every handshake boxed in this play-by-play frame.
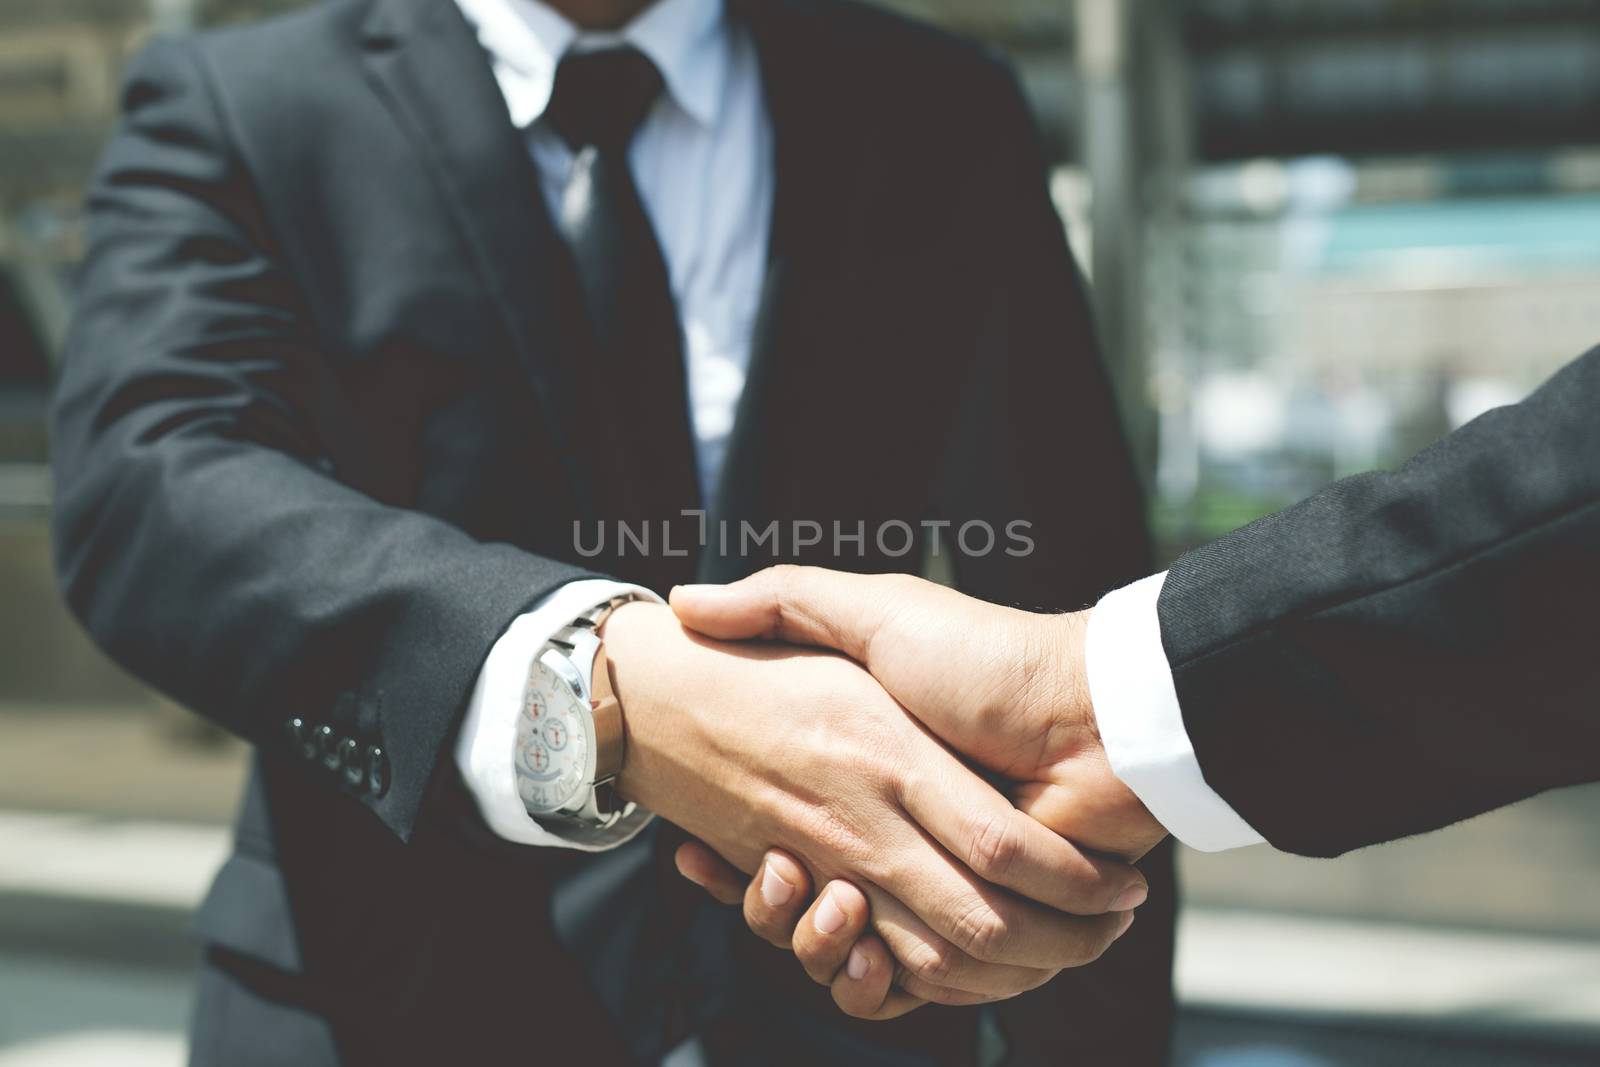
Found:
[602,566,1170,1021]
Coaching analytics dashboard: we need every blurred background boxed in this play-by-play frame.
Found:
[2,1,1599,1064]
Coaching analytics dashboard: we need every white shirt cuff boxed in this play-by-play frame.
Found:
[1085,572,1265,853]
[454,578,661,851]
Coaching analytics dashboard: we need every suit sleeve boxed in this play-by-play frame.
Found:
[1158,345,1600,858]
[50,38,594,843]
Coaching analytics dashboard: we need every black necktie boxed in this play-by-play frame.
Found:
[546,55,709,1043]
[546,47,701,589]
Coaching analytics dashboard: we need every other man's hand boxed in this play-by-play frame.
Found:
[666,569,1168,861]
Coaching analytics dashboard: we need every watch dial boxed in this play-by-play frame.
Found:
[515,660,590,814]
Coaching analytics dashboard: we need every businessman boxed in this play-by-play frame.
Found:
[50,0,1176,1063]
[669,342,1600,1017]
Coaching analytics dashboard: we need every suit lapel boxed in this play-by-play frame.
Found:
[357,0,596,515]
[703,0,871,577]
[354,0,870,547]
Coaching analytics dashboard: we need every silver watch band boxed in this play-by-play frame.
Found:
[550,596,627,786]
[536,595,638,833]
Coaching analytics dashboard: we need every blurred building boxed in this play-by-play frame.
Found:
[0,0,302,381]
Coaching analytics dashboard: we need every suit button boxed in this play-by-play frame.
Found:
[366,746,390,798]
[338,738,364,787]
[286,718,312,758]
[313,724,337,767]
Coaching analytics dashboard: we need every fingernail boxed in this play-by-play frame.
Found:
[760,863,795,908]
[1110,884,1148,912]
[815,891,847,934]
[1115,910,1137,938]
[846,945,871,980]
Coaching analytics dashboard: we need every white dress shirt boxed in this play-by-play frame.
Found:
[452,0,772,849]
[451,0,1259,857]
[1086,573,1265,851]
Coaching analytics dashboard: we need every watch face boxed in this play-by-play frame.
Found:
[515,658,592,814]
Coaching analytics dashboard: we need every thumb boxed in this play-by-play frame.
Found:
[668,566,893,660]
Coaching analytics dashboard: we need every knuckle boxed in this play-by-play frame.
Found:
[903,937,957,986]
[742,901,787,947]
[1073,942,1108,968]
[951,899,1010,962]
[900,977,990,1008]
[793,802,869,866]
[844,721,916,801]
[870,751,912,806]
[766,563,805,584]
[1079,927,1118,966]
[794,943,830,980]
[801,960,835,987]
[832,986,879,1019]
[1100,878,1131,916]
[878,572,921,598]
[965,811,1022,883]
[969,691,1015,733]
[766,565,809,635]
[1063,922,1116,968]
[1019,967,1060,994]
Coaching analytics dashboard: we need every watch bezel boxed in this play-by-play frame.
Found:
[519,648,601,815]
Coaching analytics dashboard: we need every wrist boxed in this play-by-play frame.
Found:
[595,601,680,812]
[1016,607,1168,858]
[1030,609,1102,762]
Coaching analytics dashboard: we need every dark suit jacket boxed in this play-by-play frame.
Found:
[1160,346,1600,860]
[51,0,1173,1063]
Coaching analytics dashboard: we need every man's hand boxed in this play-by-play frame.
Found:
[601,602,1144,1009]
[667,569,1168,861]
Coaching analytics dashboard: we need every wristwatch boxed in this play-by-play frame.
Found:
[515,595,639,836]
